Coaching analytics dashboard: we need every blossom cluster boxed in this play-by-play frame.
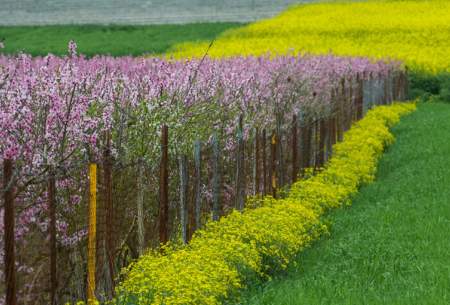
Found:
[172,0,450,73]
[115,102,415,304]
[0,51,400,243]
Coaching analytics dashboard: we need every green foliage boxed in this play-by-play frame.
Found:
[244,102,450,305]
[0,23,243,57]
[409,71,450,102]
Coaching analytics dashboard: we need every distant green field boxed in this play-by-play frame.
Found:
[0,23,242,57]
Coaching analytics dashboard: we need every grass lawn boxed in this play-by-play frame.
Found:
[0,23,242,57]
[243,102,450,305]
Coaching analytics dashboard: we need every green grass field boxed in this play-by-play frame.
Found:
[243,102,450,305]
[0,23,242,57]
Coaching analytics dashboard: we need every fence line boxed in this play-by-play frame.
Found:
[2,70,408,304]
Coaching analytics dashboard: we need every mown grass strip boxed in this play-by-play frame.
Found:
[244,102,450,305]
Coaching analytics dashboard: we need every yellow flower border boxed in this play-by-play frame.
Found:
[115,102,416,305]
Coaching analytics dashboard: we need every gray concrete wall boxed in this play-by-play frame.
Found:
[0,0,309,25]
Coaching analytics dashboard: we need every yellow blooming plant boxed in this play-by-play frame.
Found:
[115,102,416,305]
[171,0,450,73]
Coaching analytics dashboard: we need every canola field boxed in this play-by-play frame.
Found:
[173,0,450,73]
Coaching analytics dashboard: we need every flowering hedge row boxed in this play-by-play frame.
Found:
[115,102,416,305]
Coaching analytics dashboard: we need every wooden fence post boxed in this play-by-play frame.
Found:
[349,76,355,122]
[318,118,326,167]
[48,169,57,305]
[212,133,221,221]
[276,116,285,188]
[301,121,311,172]
[270,131,277,198]
[292,114,298,184]
[357,73,364,120]
[235,115,245,211]
[159,125,169,245]
[337,85,345,143]
[326,117,333,161]
[179,154,188,244]
[103,133,114,295]
[193,139,202,233]
[404,67,409,100]
[136,158,145,255]
[262,129,267,196]
[313,119,319,169]
[4,159,17,305]
[87,163,97,304]
[253,128,261,196]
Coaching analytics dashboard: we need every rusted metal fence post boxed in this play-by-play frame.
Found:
[159,125,169,245]
[4,159,17,305]
[292,114,298,184]
[48,169,57,305]
[87,163,97,304]
[212,133,221,221]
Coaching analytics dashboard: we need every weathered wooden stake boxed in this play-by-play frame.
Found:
[159,125,169,245]
[276,116,285,188]
[4,159,17,305]
[330,115,336,152]
[87,163,97,304]
[262,129,267,195]
[103,133,115,295]
[235,115,245,211]
[193,139,202,233]
[254,128,261,195]
[326,117,331,160]
[313,119,319,169]
[301,122,311,171]
[292,114,298,183]
[136,159,145,255]
[212,133,221,221]
[356,74,364,120]
[179,154,189,244]
[337,95,344,143]
[48,169,57,305]
[270,131,277,198]
[318,119,326,167]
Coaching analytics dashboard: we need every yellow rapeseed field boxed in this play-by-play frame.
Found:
[172,0,450,73]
